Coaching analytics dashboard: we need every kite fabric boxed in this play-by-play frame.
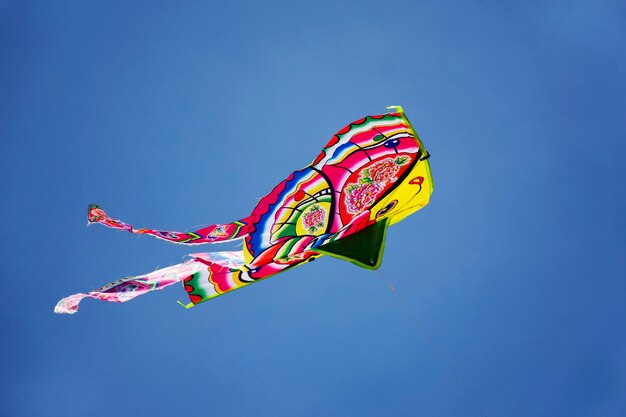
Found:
[55,106,433,314]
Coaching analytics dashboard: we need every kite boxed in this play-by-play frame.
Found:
[54,106,433,314]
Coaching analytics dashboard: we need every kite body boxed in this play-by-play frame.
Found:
[55,107,433,314]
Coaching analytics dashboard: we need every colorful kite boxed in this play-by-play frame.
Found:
[55,106,433,314]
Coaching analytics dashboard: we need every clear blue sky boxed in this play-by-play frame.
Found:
[2,1,625,416]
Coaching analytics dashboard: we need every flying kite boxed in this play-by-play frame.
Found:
[55,106,433,314]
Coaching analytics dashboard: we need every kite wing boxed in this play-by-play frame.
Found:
[56,107,433,314]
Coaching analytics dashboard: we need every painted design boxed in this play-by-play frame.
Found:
[56,108,433,314]
[344,156,411,214]
[302,205,326,233]
[345,182,384,214]
[208,225,228,238]
[365,156,410,183]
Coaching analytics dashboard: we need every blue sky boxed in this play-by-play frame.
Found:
[2,1,625,416]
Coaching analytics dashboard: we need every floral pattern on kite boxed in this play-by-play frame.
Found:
[302,205,327,233]
[55,108,433,314]
[344,156,411,214]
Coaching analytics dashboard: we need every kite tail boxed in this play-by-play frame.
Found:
[54,251,249,314]
[87,204,251,245]
[54,259,203,314]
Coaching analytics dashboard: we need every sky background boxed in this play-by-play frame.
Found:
[2,1,625,416]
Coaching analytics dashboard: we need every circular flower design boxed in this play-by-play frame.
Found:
[367,158,401,183]
[345,182,383,214]
[302,205,326,233]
